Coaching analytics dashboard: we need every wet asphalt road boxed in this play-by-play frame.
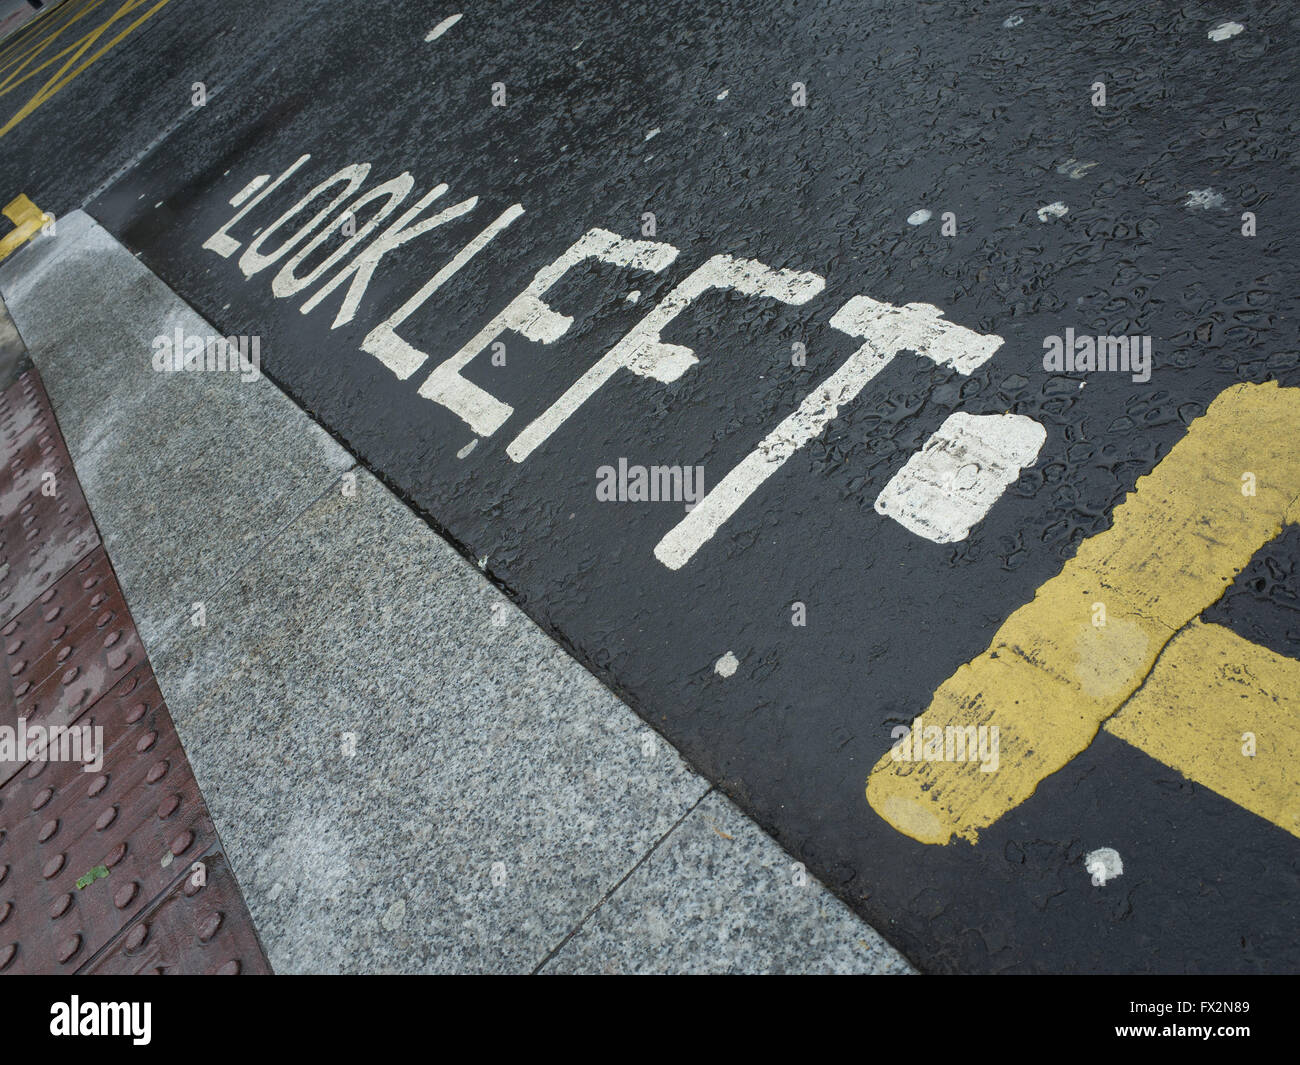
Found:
[3,0,1298,972]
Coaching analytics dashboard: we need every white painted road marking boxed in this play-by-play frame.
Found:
[425,14,463,42]
[873,412,1046,543]
[1184,188,1224,210]
[654,297,1004,569]
[203,154,1041,569]
[420,227,680,437]
[229,174,268,207]
[307,183,478,329]
[361,203,523,379]
[506,254,824,462]
[272,173,415,298]
[238,163,371,279]
[203,154,311,258]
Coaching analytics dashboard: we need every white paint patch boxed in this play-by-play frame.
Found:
[716,89,729,100]
[873,412,1046,543]
[425,14,462,41]
[1002,14,1024,28]
[1036,201,1069,222]
[907,209,932,225]
[625,289,640,303]
[645,127,660,141]
[1085,847,1123,887]
[1185,187,1224,210]
[1057,158,1099,179]
[714,651,739,678]
[456,439,478,459]
[230,174,268,207]
[489,601,509,628]
[654,297,1002,569]
[1208,21,1243,41]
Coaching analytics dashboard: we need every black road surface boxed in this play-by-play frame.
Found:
[2,0,1298,972]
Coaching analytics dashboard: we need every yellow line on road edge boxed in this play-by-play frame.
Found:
[0,193,53,262]
[866,380,1300,844]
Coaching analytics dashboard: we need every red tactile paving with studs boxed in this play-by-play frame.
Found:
[0,366,271,974]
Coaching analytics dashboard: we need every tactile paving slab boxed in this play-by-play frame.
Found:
[0,548,144,786]
[0,361,269,975]
[85,848,272,975]
[0,665,218,973]
[0,369,98,623]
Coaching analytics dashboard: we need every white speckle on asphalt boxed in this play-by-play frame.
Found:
[1185,187,1224,210]
[1085,847,1124,887]
[907,209,932,225]
[715,651,739,678]
[1208,21,1243,41]
[1037,201,1069,222]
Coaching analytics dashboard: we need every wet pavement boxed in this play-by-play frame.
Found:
[1,0,1297,972]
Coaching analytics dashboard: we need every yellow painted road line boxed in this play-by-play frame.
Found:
[0,0,171,139]
[0,0,104,89]
[0,0,97,60]
[866,380,1300,844]
[0,0,93,69]
[0,0,150,95]
[0,0,112,96]
[1106,620,1300,839]
[0,193,53,262]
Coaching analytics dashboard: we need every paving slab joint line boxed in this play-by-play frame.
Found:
[151,460,362,643]
[71,841,225,973]
[531,785,715,974]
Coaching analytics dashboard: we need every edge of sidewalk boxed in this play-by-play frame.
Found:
[0,211,917,975]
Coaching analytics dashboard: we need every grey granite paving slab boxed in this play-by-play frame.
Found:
[146,468,710,973]
[0,211,353,643]
[541,790,917,974]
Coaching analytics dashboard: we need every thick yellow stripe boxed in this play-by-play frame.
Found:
[866,381,1300,844]
[1106,620,1300,838]
[0,193,53,262]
